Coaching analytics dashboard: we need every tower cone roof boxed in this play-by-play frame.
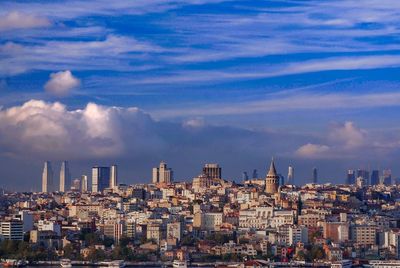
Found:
[267,158,278,177]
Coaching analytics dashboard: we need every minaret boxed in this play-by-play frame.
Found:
[265,158,280,194]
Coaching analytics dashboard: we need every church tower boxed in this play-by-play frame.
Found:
[265,158,280,194]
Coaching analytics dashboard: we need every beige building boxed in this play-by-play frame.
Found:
[152,161,173,184]
[353,225,376,246]
[193,212,223,231]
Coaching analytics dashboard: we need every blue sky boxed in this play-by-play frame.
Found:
[1,0,400,190]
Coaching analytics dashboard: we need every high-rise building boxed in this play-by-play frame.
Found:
[81,175,88,192]
[252,169,258,179]
[357,169,369,185]
[242,172,249,181]
[382,169,392,185]
[347,170,356,185]
[287,166,294,185]
[70,178,80,191]
[42,161,53,193]
[265,159,279,194]
[110,165,118,189]
[370,170,379,185]
[312,167,318,184]
[59,161,70,192]
[152,161,173,184]
[202,163,222,179]
[92,166,110,193]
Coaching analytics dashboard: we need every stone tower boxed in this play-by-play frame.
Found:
[265,158,279,194]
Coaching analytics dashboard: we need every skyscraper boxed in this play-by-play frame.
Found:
[382,169,392,185]
[81,175,88,192]
[287,166,294,185]
[203,163,222,179]
[252,169,258,179]
[59,161,70,192]
[110,165,118,189]
[152,161,173,184]
[312,167,318,183]
[42,161,53,193]
[357,169,369,185]
[265,158,279,194]
[347,170,356,185]
[370,170,379,185]
[71,178,80,191]
[92,166,110,193]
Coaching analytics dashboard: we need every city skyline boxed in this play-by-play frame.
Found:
[1,0,400,189]
[27,159,400,193]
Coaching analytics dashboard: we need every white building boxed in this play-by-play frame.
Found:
[42,161,53,193]
[110,165,118,189]
[81,175,88,192]
[59,161,70,192]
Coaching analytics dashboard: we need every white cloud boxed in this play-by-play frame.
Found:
[44,70,80,96]
[295,143,330,158]
[0,11,50,31]
[0,100,158,158]
[328,121,366,148]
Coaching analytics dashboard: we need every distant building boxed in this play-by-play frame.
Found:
[59,161,70,192]
[110,164,118,189]
[370,170,379,185]
[287,166,294,185]
[265,159,279,194]
[382,169,392,185]
[152,161,173,184]
[81,175,88,192]
[0,220,23,240]
[357,169,369,185]
[202,163,221,179]
[92,166,110,193]
[71,178,80,191]
[312,167,318,184]
[346,169,356,185]
[252,169,258,179]
[42,161,53,193]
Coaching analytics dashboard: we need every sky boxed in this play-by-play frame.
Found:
[1,0,400,190]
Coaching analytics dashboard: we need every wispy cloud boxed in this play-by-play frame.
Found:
[0,11,50,31]
[150,90,400,118]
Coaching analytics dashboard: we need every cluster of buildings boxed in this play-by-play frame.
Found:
[1,159,400,267]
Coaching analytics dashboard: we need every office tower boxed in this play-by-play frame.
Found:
[357,169,369,185]
[71,178,80,191]
[59,161,70,192]
[287,166,294,185]
[242,172,249,181]
[203,163,222,179]
[312,167,318,183]
[42,161,53,193]
[265,158,279,194]
[370,170,379,185]
[81,175,88,192]
[382,169,392,185]
[252,169,258,179]
[92,166,110,193]
[356,176,365,188]
[110,165,118,189]
[346,170,356,185]
[152,161,173,184]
